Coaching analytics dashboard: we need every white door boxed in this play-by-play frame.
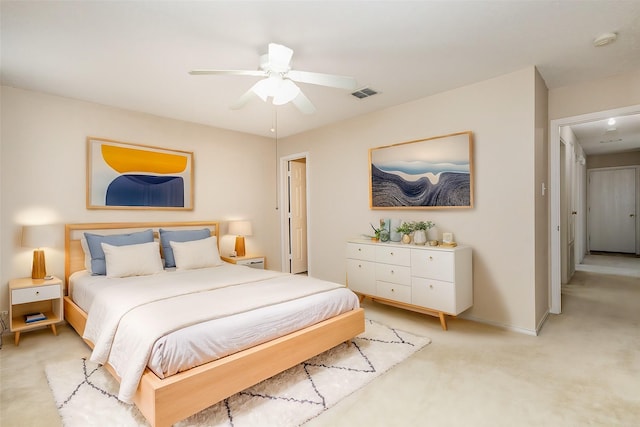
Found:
[289,159,308,273]
[588,168,636,253]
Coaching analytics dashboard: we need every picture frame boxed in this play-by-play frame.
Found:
[369,131,474,209]
[87,137,194,210]
[442,232,454,244]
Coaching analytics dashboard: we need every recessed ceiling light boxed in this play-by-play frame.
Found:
[593,32,617,47]
[608,118,616,126]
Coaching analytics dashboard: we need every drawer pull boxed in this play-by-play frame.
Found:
[390,252,394,256]
[429,256,433,261]
[390,270,394,274]
[36,291,40,295]
[391,288,395,292]
[358,248,362,251]
[358,264,362,268]
[430,285,434,289]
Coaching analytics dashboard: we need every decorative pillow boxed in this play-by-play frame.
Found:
[159,228,211,268]
[169,236,222,270]
[80,237,93,274]
[101,241,164,278]
[84,229,154,275]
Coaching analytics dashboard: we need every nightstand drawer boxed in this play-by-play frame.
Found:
[12,284,60,304]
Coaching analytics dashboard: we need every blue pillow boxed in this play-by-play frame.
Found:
[159,228,211,268]
[84,229,154,275]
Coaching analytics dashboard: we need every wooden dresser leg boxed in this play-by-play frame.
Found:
[438,312,448,331]
[14,332,20,346]
[51,324,58,336]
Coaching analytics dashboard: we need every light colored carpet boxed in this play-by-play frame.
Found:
[44,319,430,427]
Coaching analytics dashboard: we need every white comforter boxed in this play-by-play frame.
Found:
[83,265,349,403]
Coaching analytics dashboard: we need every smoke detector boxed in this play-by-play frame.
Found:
[593,32,617,47]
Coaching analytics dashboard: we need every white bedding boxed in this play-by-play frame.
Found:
[70,265,359,403]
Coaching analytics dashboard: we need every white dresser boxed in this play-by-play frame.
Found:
[346,239,472,330]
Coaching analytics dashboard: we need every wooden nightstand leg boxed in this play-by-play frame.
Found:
[51,324,58,336]
[438,312,448,331]
[14,332,20,346]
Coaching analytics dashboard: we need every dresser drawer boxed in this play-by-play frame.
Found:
[375,246,410,266]
[347,243,376,261]
[411,250,455,281]
[375,263,411,285]
[346,259,376,294]
[11,284,61,305]
[412,277,455,314]
[376,281,411,304]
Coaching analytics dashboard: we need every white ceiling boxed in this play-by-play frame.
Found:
[2,1,640,146]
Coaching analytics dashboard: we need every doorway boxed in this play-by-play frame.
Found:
[550,104,640,314]
[280,153,310,274]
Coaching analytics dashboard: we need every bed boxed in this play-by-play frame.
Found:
[63,221,365,427]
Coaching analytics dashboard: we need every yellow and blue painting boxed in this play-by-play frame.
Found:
[370,131,473,209]
[88,139,193,209]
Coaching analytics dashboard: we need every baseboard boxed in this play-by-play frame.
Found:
[460,314,539,336]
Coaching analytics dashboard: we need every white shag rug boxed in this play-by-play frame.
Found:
[45,319,430,427]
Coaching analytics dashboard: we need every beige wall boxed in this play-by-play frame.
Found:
[0,86,280,310]
[587,151,640,169]
[279,67,544,333]
[549,69,640,120]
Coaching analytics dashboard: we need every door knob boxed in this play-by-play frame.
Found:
[631,214,636,218]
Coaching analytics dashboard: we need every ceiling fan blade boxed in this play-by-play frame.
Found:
[230,88,259,110]
[291,91,316,115]
[268,43,294,71]
[189,69,267,77]
[287,70,357,90]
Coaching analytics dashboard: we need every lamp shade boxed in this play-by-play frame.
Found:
[22,224,61,248]
[228,220,253,237]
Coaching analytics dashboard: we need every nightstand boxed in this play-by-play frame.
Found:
[221,255,266,269]
[9,276,63,346]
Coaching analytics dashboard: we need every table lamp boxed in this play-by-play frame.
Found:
[228,221,252,257]
[22,224,61,279]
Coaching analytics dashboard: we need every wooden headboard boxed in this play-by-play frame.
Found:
[65,221,220,285]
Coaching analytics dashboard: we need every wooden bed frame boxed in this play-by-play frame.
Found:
[63,221,365,427]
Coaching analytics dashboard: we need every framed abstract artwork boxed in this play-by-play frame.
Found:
[87,137,194,210]
[369,131,474,209]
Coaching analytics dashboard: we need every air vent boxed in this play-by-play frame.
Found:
[351,87,378,99]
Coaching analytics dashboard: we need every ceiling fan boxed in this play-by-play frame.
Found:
[189,43,358,114]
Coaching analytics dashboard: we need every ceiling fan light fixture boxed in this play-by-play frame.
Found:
[273,80,301,105]
[252,76,280,101]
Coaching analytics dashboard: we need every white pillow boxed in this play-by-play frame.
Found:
[169,236,222,270]
[101,241,164,278]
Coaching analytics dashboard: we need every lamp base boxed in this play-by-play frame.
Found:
[32,249,46,280]
[234,236,246,257]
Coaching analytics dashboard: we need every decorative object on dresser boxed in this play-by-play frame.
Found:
[87,137,194,210]
[395,221,413,244]
[369,131,474,209]
[228,220,253,257]
[46,319,430,427]
[346,239,472,330]
[21,224,61,279]
[410,220,434,246]
[221,254,266,269]
[9,276,63,345]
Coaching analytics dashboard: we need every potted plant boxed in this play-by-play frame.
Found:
[411,220,434,245]
[395,222,413,244]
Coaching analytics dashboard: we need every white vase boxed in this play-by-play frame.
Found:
[413,230,427,245]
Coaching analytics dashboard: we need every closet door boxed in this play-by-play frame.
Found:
[588,168,636,253]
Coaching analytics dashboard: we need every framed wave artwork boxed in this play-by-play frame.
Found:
[87,137,194,210]
[369,131,474,209]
